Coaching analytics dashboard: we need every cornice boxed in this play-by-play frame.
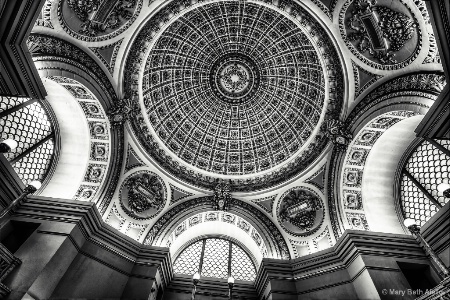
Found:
[0,155,25,208]
[420,201,450,254]
[415,83,450,138]
[13,195,173,286]
[255,230,428,297]
[0,0,46,98]
[166,275,258,300]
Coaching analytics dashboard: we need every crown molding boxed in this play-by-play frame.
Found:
[0,0,46,98]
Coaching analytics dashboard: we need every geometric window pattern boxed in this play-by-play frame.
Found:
[201,239,229,279]
[231,244,257,281]
[12,139,54,182]
[172,240,203,276]
[0,95,30,113]
[173,238,256,281]
[400,174,439,226]
[0,96,55,183]
[400,139,449,226]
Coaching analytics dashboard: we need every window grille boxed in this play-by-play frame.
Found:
[173,238,256,281]
[400,139,449,226]
[0,96,55,184]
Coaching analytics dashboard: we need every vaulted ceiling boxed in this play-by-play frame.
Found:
[14,0,445,262]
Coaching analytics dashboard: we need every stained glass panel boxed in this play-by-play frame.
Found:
[400,138,449,226]
[173,240,202,275]
[400,174,438,226]
[435,139,450,152]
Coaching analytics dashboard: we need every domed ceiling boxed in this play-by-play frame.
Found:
[28,0,440,261]
[127,0,344,191]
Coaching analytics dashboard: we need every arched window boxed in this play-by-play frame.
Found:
[173,238,257,281]
[400,139,449,226]
[0,96,55,184]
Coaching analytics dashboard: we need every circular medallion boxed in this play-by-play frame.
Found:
[210,54,260,104]
[339,0,421,69]
[277,188,324,236]
[120,171,166,220]
[58,0,143,41]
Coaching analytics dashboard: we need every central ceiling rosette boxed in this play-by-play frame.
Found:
[127,0,345,191]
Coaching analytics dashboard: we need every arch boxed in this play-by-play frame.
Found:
[38,77,113,202]
[37,79,90,199]
[362,115,424,234]
[144,197,290,260]
[28,33,125,213]
[164,211,267,266]
[327,72,444,239]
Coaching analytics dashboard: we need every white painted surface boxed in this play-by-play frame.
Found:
[39,79,90,199]
[362,116,423,234]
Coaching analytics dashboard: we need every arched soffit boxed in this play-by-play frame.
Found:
[344,114,424,235]
[144,197,291,260]
[344,72,445,132]
[27,33,117,104]
[39,78,112,203]
[37,79,90,199]
[164,211,267,266]
[122,0,346,193]
[326,72,445,239]
[27,34,128,213]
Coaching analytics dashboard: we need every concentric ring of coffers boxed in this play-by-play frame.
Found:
[125,0,345,191]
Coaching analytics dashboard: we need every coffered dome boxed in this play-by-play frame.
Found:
[127,0,344,191]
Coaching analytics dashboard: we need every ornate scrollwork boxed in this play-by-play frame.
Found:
[66,0,137,37]
[278,188,324,236]
[346,0,416,64]
[280,190,320,230]
[120,171,166,219]
[213,182,231,211]
[220,64,249,92]
[126,173,164,214]
[326,119,353,149]
[108,98,138,127]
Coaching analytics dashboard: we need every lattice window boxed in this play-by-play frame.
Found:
[172,240,203,275]
[0,96,31,113]
[0,102,52,160]
[0,96,55,184]
[12,139,54,182]
[400,174,439,226]
[231,244,256,281]
[201,239,229,279]
[173,238,257,281]
[400,139,449,226]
